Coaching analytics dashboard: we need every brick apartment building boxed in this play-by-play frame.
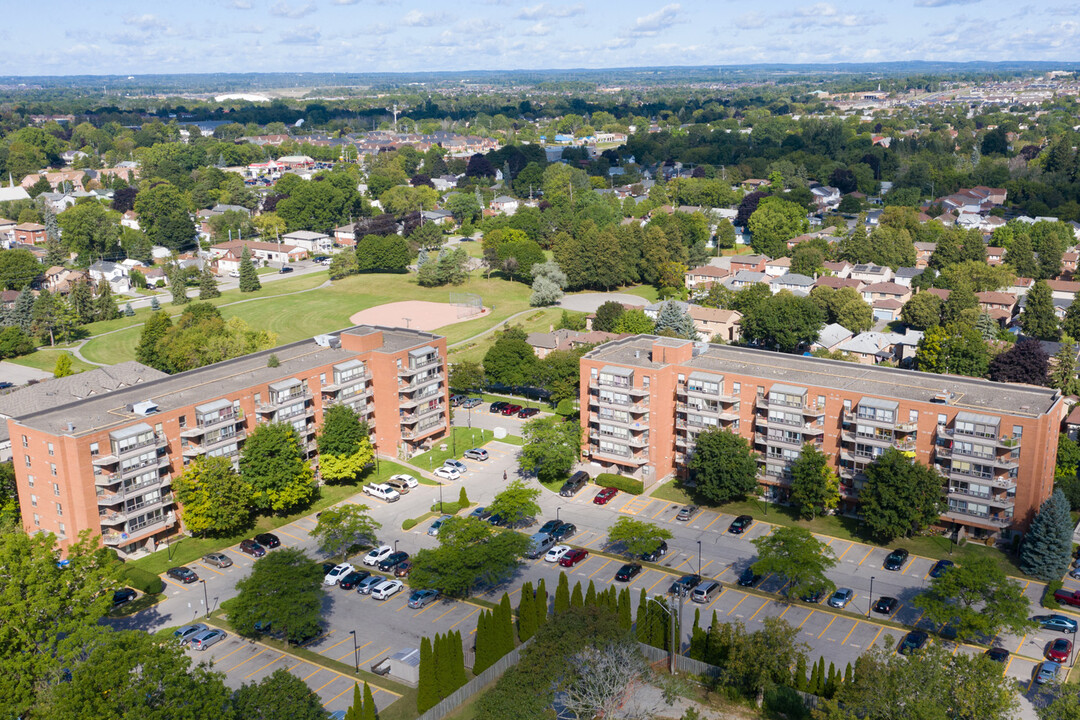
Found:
[579,336,1064,540]
[7,325,449,558]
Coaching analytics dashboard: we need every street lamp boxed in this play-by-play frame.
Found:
[647,594,683,675]
[349,630,359,673]
[557,506,562,522]
[439,484,444,513]
[867,576,875,619]
[394,539,399,553]
[200,579,209,619]
[697,540,702,575]
[1072,628,1078,668]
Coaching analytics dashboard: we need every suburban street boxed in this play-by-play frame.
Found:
[109,422,1067,717]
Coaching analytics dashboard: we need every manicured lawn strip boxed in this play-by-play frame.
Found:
[7,347,97,374]
[448,307,573,364]
[409,428,522,471]
[130,460,414,577]
[615,285,660,302]
[650,480,1039,581]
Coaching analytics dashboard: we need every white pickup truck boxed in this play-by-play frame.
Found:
[363,483,401,503]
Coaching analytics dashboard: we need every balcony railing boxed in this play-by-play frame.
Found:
[676,384,737,403]
[101,511,177,545]
[182,430,246,457]
[939,428,1021,449]
[399,355,441,376]
[93,435,167,466]
[756,396,825,415]
[589,444,649,465]
[943,508,1013,528]
[947,487,1014,508]
[589,395,648,412]
[94,455,171,484]
[258,390,311,414]
[935,445,1018,470]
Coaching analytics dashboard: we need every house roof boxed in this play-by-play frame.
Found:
[212,240,302,255]
[925,288,951,301]
[863,282,909,295]
[771,273,815,287]
[816,323,853,347]
[976,291,1017,305]
[1047,280,1080,294]
[815,276,863,290]
[281,230,329,241]
[872,298,904,310]
[687,306,740,323]
[686,265,729,278]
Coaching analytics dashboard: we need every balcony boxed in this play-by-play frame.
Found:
[182,411,242,439]
[837,466,868,482]
[400,371,443,392]
[943,508,1013,528]
[839,448,878,463]
[593,412,642,428]
[182,430,246,458]
[841,431,917,452]
[756,396,825,416]
[399,389,444,410]
[947,487,1014,508]
[322,372,368,394]
[934,445,1018,470]
[400,403,445,424]
[589,444,649,465]
[399,354,442,377]
[755,432,815,450]
[258,390,311,414]
[101,512,177,545]
[92,434,167,467]
[401,422,446,441]
[98,493,175,526]
[93,454,170,484]
[939,427,1021,449]
[676,384,736,403]
[96,476,171,506]
[588,395,648,413]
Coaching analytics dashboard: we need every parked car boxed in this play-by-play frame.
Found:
[461,397,483,409]
[615,563,643,582]
[501,404,522,416]
[202,552,233,568]
[463,448,489,461]
[669,574,703,597]
[433,467,460,481]
[487,513,507,527]
[255,533,280,549]
[559,549,589,567]
[363,545,393,566]
[1033,615,1079,633]
[928,559,954,578]
[389,473,419,488]
[324,563,355,586]
[112,587,137,607]
[408,589,440,609]
[443,459,467,474]
[676,505,698,522]
[1046,638,1073,662]
[468,506,490,520]
[593,487,618,505]
[800,587,827,604]
[899,631,929,655]
[190,628,227,650]
[828,588,854,609]
[873,596,898,614]
[228,270,240,278]
[339,570,371,590]
[239,539,266,557]
[384,477,412,494]
[1037,661,1062,684]
[728,515,753,534]
[643,540,668,562]
[692,580,721,604]
[371,579,404,601]
[174,623,208,644]
[489,401,508,413]
[450,394,466,406]
[394,561,413,578]
[322,562,337,575]
[377,552,409,572]
[362,483,401,502]
[545,545,572,563]
[883,548,909,571]
[278,266,293,274]
[538,519,565,535]
[356,575,384,594]
[428,515,452,536]
[737,568,762,587]
[560,471,589,497]
[518,407,539,418]
[550,523,576,542]
[985,647,1010,663]
[166,566,198,584]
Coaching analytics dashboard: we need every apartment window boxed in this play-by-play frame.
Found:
[320,373,326,384]
[817,395,825,409]
[909,410,918,424]
[937,414,947,426]
[50,463,56,476]
[52,482,59,496]
[30,494,37,507]
[32,513,39,526]
[677,373,685,383]
[55,502,62,517]
[642,375,650,388]
[57,522,65,536]
[24,456,30,468]
[21,435,27,448]
[26,475,33,488]
[732,382,740,395]
[154,423,163,435]
[89,442,99,456]
[178,415,186,429]
[1012,425,1022,438]
[47,442,54,456]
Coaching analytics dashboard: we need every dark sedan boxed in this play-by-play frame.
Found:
[518,407,540,418]
[489,401,508,414]
[339,570,371,590]
[928,559,954,578]
[239,539,266,557]
[559,549,589,568]
[884,548,909,571]
[377,551,410,572]
[538,519,565,535]
[255,533,281,549]
[873,596,898,614]
[112,587,137,607]
[166,566,198,584]
[899,631,929,655]
[737,568,762,587]
[985,647,1010,663]
[669,574,703,596]
[728,515,753,534]
[550,523,577,542]
[643,540,668,562]
[615,563,642,582]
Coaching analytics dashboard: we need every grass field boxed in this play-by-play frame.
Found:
[7,347,97,374]
[448,307,585,364]
[409,427,523,470]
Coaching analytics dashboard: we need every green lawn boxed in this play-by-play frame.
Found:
[616,285,660,302]
[449,307,582,364]
[651,479,1038,581]
[130,460,414,577]
[409,428,522,470]
[6,347,97,375]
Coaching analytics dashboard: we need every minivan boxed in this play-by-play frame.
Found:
[525,532,557,559]
[691,580,721,604]
[560,471,589,497]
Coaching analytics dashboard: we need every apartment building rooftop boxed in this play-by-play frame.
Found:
[14,325,441,438]
[585,336,1060,418]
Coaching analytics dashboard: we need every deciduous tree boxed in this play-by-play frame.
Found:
[487,478,542,527]
[173,456,253,536]
[751,527,836,598]
[408,517,530,598]
[913,556,1031,641]
[518,416,581,485]
[789,443,840,519]
[240,422,315,514]
[311,504,381,562]
[231,548,324,644]
[316,405,374,483]
[233,668,327,720]
[605,516,673,558]
[859,449,945,542]
[687,428,759,504]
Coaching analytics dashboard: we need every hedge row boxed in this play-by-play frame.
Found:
[1044,579,1064,610]
[595,473,644,496]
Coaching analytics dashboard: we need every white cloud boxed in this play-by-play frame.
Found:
[524,21,551,35]
[280,24,321,43]
[914,0,981,6]
[795,3,838,17]
[270,2,317,19]
[402,10,447,26]
[333,0,360,4]
[629,3,680,36]
[231,0,253,9]
[125,14,167,31]
[516,3,584,19]
[734,13,767,29]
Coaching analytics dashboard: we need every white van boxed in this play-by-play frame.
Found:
[525,532,557,559]
[691,580,721,604]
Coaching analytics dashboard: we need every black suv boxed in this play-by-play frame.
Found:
[378,551,410,572]
[884,548,909,571]
[489,401,508,414]
[255,533,280,549]
[643,540,668,563]
[560,471,589,497]
[669,574,703,596]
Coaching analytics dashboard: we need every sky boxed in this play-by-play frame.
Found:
[4,0,1080,76]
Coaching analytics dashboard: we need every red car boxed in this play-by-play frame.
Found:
[518,407,540,419]
[1046,637,1072,662]
[501,404,523,416]
[559,548,589,567]
[593,487,618,505]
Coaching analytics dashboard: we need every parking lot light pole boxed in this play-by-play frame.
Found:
[557,506,561,522]
[349,630,359,673]
[1072,628,1078,667]
[200,580,209,619]
[394,540,399,553]
[867,576,874,618]
[439,484,443,513]
[697,541,702,575]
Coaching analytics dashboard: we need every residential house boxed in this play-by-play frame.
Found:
[525,329,624,359]
[822,260,852,278]
[210,203,251,216]
[893,268,924,287]
[836,330,923,365]
[862,282,912,306]
[914,242,937,268]
[812,323,853,352]
[0,187,31,204]
[684,265,730,289]
[643,300,690,321]
[281,231,332,255]
[14,223,46,245]
[769,273,816,295]
[729,255,769,274]
[333,224,356,247]
[490,196,519,216]
[210,240,307,272]
[976,291,1017,325]
[728,270,769,289]
[19,170,85,193]
[88,261,131,294]
[849,264,894,284]
[815,276,864,292]
[1064,252,1079,276]
[1066,404,1080,443]
[764,257,792,277]
[925,288,951,303]
[810,185,841,211]
[0,217,16,246]
[741,179,769,190]
[986,247,1005,266]
[1047,279,1080,301]
[687,306,741,343]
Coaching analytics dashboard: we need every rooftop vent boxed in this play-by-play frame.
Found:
[313,334,340,349]
[132,401,158,416]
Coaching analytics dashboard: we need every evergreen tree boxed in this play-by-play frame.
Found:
[458,486,469,507]
[1064,291,1080,340]
[168,265,188,305]
[634,589,649,642]
[618,587,632,632]
[584,580,596,608]
[534,578,548,628]
[570,581,584,608]
[815,657,827,695]
[199,264,221,299]
[31,289,59,345]
[794,655,808,692]
[654,300,699,339]
[362,681,376,720]
[498,592,514,655]
[123,302,135,317]
[344,682,362,720]
[1020,487,1073,581]
[472,611,492,673]
[517,582,536,642]
[825,662,838,698]
[434,632,453,700]
[452,630,467,690]
[808,658,820,696]
[68,280,94,325]
[53,352,73,378]
[95,282,120,321]
[1005,230,1037,278]
[135,310,173,372]
[1021,280,1059,340]
[150,296,161,311]
[8,289,35,333]
[844,662,853,684]
[239,244,261,292]
[417,636,438,713]
[554,572,570,614]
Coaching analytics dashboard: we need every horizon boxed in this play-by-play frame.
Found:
[7,0,1080,77]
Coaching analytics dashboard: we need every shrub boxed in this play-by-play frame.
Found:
[763,686,811,720]
[595,473,644,496]
[431,501,465,515]
[1044,579,1065,609]
[123,565,165,595]
[402,518,419,530]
